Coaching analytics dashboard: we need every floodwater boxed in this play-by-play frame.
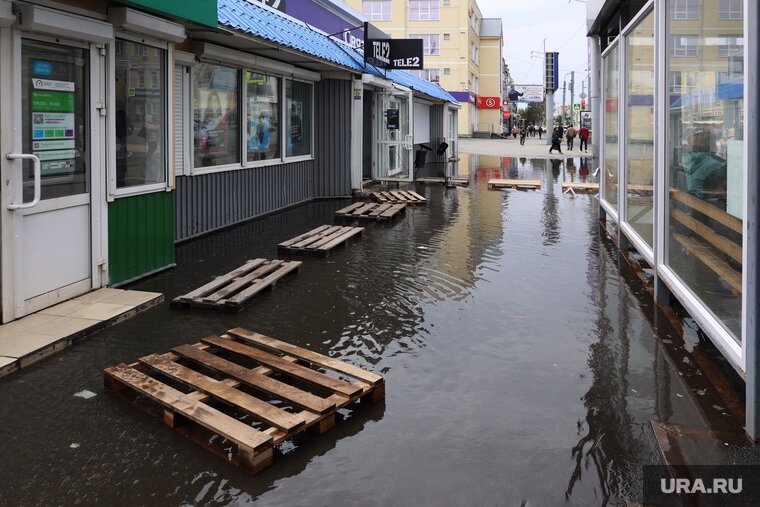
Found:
[0,155,751,506]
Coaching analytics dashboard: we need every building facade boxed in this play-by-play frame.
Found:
[0,0,457,323]
[350,0,503,136]
[586,0,760,438]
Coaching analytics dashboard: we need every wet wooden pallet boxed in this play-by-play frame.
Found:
[487,178,541,190]
[415,177,469,187]
[562,182,598,194]
[335,201,406,221]
[278,225,363,255]
[104,327,384,475]
[371,190,427,205]
[173,259,301,311]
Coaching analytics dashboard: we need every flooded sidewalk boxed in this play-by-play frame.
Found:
[0,155,754,506]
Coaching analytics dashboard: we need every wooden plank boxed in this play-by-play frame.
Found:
[381,191,396,202]
[139,354,305,432]
[172,344,335,414]
[290,226,342,249]
[372,192,388,203]
[672,209,742,263]
[278,225,332,248]
[223,261,301,306]
[335,202,365,215]
[104,364,273,451]
[177,259,267,301]
[562,182,598,190]
[408,191,427,201]
[670,189,742,234]
[305,226,354,250]
[351,202,378,216]
[368,203,393,216]
[488,179,541,189]
[380,203,406,218]
[202,335,362,397]
[202,261,284,303]
[673,233,742,293]
[228,328,383,386]
[313,227,363,251]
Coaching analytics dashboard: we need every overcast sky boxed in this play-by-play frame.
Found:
[477,0,590,102]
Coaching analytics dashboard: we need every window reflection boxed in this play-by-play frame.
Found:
[193,63,240,168]
[603,45,619,212]
[666,0,743,340]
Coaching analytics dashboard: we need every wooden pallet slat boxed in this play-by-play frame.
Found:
[314,227,363,251]
[105,328,384,475]
[203,335,363,398]
[335,202,405,221]
[370,190,427,205]
[228,328,383,386]
[334,202,365,215]
[174,259,301,310]
[289,226,343,249]
[487,179,542,190]
[278,225,333,248]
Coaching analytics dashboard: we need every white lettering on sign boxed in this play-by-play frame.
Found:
[32,79,75,92]
[252,0,282,9]
[392,57,420,68]
[485,98,496,108]
[373,41,390,65]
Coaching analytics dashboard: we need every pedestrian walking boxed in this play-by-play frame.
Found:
[578,125,590,152]
[512,125,518,139]
[565,124,576,151]
[538,126,543,139]
[549,126,563,154]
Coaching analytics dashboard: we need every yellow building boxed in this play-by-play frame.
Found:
[349,0,503,136]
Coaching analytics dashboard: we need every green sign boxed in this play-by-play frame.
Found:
[121,0,217,28]
[573,103,581,111]
[32,91,75,112]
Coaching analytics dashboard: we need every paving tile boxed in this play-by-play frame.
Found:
[67,302,133,321]
[73,288,124,303]
[0,314,58,340]
[0,356,16,368]
[25,316,100,338]
[39,300,92,317]
[100,290,162,307]
[0,331,63,358]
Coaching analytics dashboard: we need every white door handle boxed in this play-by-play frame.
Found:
[405,134,413,150]
[6,153,41,210]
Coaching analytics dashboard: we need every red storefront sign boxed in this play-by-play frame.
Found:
[475,96,500,109]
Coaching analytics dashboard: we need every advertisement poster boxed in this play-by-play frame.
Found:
[386,108,399,130]
[30,71,77,175]
[288,99,303,145]
[513,85,544,103]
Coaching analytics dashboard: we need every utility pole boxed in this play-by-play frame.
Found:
[561,80,567,128]
[569,71,575,126]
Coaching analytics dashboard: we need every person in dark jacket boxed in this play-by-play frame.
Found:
[683,131,726,199]
[549,126,563,154]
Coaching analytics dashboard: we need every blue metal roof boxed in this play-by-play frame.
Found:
[217,0,458,104]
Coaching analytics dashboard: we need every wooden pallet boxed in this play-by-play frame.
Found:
[371,190,427,205]
[104,328,384,475]
[278,225,363,255]
[562,182,598,194]
[415,176,469,187]
[335,201,406,221]
[173,259,301,311]
[487,178,541,190]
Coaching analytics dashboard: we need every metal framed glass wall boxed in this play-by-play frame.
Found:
[601,40,620,217]
[622,7,655,258]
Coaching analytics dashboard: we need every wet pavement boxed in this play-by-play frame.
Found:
[0,155,753,506]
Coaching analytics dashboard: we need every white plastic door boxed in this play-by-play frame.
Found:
[373,90,413,181]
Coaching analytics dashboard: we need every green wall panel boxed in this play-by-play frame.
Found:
[108,192,175,286]
[121,0,218,28]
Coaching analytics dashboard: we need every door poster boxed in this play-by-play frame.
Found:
[30,68,76,176]
[386,108,399,130]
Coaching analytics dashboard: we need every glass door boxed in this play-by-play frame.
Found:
[373,90,413,181]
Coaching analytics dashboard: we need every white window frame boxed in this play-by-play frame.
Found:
[362,0,391,21]
[410,33,440,55]
[669,0,698,20]
[669,34,698,57]
[718,0,742,20]
[284,78,315,163]
[245,70,284,168]
[409,0,440,21]
[108,32,171,198]
[717,34,743,58]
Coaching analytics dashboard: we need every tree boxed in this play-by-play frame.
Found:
[521,102,545,126]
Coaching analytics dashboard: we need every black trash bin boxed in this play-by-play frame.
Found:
[415,144,432,169]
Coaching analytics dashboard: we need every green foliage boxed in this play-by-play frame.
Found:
[518,102,545,126]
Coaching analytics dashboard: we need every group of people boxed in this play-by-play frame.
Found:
[510,124,545,139]
[549,124,590,154]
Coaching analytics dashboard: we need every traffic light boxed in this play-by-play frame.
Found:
[581,99,586,109]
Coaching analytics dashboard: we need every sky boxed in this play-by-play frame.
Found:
[477,0,590,103]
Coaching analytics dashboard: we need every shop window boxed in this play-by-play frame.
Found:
[409,0,440,21]
[247,71,280,162]
[286,80,312,158]
[666,0,744,341]
[669,35,698,57]
[624,9,654,249]
[718,0,742,20]
[363,0,391,21]
[410,34,440,55]
[411,69,440,83]
[193,63,240,168]
[114,39,167,189]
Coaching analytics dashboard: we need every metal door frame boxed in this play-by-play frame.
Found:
[372,87,414,182]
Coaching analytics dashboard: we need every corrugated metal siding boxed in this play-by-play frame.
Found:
[314,79,352,198]
[108,192,175,285]
[175,161,314,241]
[417,104,447,178]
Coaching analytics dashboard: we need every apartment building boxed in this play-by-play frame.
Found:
[349,0,503,136]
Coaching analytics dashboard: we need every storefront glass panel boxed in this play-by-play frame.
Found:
[603,44,619,212]
[666,0,743,340]
[246,71,279,162]
[625,11,655,248]
[193,63,240,168]
[115,39,166,188]
[286,80,312,158]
